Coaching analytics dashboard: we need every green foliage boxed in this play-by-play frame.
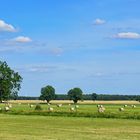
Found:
[91,93,97,101]
[68,87,83,103]
[39,85,55,103]
[35,104,42,111]
[136,96,140,102]
[0,61,22,102]
[16,94,140,101]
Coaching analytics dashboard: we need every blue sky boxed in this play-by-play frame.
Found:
[0,0,140,95]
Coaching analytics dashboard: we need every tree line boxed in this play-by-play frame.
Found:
[17,94,140,101]
[38,85,140,103]
[0,60,140,103]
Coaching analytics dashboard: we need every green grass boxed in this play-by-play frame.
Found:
[0,102,140,140]
[0,114,140,140]
[0,103,140,119]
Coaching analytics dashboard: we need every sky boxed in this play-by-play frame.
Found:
[0,0,140,96]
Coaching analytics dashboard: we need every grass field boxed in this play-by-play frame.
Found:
[0,100,140,119]
[0,100,140,140]
[0,114,140,140]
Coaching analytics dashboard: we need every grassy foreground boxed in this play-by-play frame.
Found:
[0,114,140,140]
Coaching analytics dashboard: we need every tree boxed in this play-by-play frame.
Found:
[67,87,83,103]
[136,96,140,102]
[91,93,97,101]
[0,61,22,102]
[39,85,55,103]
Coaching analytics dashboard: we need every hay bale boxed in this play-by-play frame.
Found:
[30,104,34,108]
[48,107,53,112]
[5,106,10,111]
[119,107,124,111]
[70,107,75,112]
[98,107,105,113]
[75,105,79,108]
[57,104,62,107]
[124,105,127,107]
[131,105,136,108]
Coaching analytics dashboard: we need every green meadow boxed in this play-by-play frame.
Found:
[0,114,140,140]
[0,102,140,119]
[0,101,140,140]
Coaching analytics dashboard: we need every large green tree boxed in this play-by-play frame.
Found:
[39,85,55,103]
[67,87,83,103]
[0,61,22,102]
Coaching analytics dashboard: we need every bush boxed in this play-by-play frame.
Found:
[35,104,42,111]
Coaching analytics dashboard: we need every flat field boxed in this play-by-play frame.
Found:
[9,100,140,104]
[0,100,140,140]
[0,114,140,140]
[0,100,140,119]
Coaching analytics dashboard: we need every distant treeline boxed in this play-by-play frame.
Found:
[83,94,140,101]
[17,94,140,101]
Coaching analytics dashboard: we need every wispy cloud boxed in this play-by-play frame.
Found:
[113,32,140,39]
[47,47,63,56]
[0,36,32,53]
[0,46,20,53]
[93,18,106,25]
[0,39,64,56]
[14,63,78,73]
[26,65,56,72]
[0,19,16,32]
[12,36,32,43]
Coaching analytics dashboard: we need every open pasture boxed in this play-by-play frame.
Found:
[0,100,140,119]
[0,114,140,140]
[0,101,140,140]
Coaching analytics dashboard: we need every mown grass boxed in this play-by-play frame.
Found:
[0,114,140,140]
[0,101,140,140]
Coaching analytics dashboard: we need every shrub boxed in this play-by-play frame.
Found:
[35,104,42,111]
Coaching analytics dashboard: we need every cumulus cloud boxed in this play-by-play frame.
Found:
[12,36,32,43]
[113,32,140,39]
[93,18,106,25]
[0,19,16,32]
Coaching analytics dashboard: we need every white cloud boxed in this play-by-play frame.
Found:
[13,36,32,43]
[0,19,16,32]
[93,18,106,25]
[113,32,140,39]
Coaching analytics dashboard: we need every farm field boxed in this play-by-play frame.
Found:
[9,100,140,104]
[0,100,140,119]
[0,101,140,140]
[0,114,140,140]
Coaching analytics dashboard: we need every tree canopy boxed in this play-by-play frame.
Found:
[0,61,23,102]
[39,85,56,103]
[67,87,83,103]
[91,93,97,101]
